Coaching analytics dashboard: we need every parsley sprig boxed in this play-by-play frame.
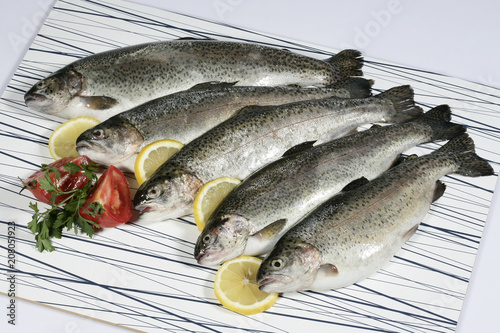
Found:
[21,162,104,252]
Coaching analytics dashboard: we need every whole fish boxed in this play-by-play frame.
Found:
[133,85,422,220]
[24,39,363,119]
[257,134,494,293]
[194,105,466,266]
[75,78,373,166]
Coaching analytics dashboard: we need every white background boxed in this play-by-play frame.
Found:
[1,1,499,332]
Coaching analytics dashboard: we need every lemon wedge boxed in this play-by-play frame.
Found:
[48,116,100,160]
[214,256,279,315]
[134,139,184,185]
[193,176,241,231]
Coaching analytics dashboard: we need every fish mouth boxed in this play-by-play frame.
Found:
[75,140,106,153]
[134,203,159,215]
[138,206,152,215]
[134,203,185,219]
[24,92,52,107]
[195,249,228,266]
[75,140,93,150]
[257,274,290,293]
[195,252,212,265]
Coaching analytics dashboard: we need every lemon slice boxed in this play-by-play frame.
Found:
[134,139,184,185]
[48,116,100,160]
[193,176,241,231]
[214,256,279,315]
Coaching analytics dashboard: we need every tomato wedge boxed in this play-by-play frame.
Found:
[79,165,133,228]
[24,156,91,205]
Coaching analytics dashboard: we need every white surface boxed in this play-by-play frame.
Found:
[1,1,499,332]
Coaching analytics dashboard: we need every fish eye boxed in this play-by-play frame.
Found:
[271,258,284,270]
[91,129,106,140]
[202,233,215,245]
[147,185,162,199]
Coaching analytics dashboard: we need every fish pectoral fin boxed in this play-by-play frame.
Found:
[79,96,119,110]
[432,180,446,202]
[245,219,288,256]
[308,263,339,291]
[187,81,238,91]
[403,224,419,243]
[235,104,268,116]
[252,219,288,241]
[282,141,316,157]
[318,263,339,277]
[341,177,369,192]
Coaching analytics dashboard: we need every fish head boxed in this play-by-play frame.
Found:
[24,68,84,115]
[133,170,204,220]
[257,241,322,293]
[76,117,144,165]
[194,214,250,266]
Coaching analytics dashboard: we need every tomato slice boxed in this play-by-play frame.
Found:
[24,156,91,205]
[79,165,133,228]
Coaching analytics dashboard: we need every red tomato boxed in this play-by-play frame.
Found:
[24,156,91,205]
[79,165,133,228]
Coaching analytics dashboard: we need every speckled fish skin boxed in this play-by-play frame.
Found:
[194,105,466,266]
[75,78,373,167]
[257,134,494,293]
[24,39,363,119]
[133,85,422,220]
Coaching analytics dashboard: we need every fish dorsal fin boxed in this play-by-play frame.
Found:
[390,154,405,168]
[282,141,316,157]
[432,180,446,202]
[187,81,238,91]
[235,104,269,116]
[252,219,287,241]
[390,154,418,169]
[341,177,369,192]
[79,96,118,110]
[176,37,214,41]
[401,154,418,163]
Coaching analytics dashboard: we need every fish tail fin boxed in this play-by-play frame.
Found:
[376,85,423,122]
[437,134,494,177]
[327,49,363,79]
[327,77,374,98]
[415,104,466,142]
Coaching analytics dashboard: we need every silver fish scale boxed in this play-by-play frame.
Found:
[152,95,398,184]
[283,151,460,270]
[213,122,430,232]
[73,40,340,101]
[126,85,354,145]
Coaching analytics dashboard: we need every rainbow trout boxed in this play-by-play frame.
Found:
[194,105,465,266]
[257,134,493,293]
[24,39,363,119]
[75,79,372,167]
[133,85,422,220]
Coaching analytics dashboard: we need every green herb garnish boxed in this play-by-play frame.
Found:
[21,162,104,252]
